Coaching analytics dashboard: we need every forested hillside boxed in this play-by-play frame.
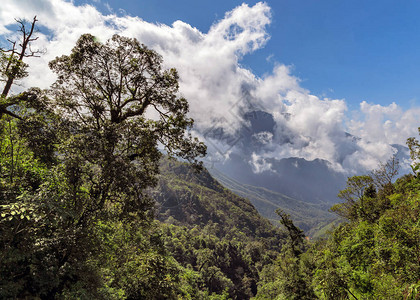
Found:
[209,167,338,238]
[1,17,419,299]
[255,153,420,299]
[155,158,283,240]
[152,158,287,298]
[0,23,284,299]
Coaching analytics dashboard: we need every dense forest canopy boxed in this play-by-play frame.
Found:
[0,17,207,298]
[0,17,419,299]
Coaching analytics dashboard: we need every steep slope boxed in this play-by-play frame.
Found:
[213,154,347,206]
[149,158,287,299]
[153,158,284,243]
[208,167,338,237]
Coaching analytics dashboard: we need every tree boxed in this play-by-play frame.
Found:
[311,137,420,299]
[332,157,401,222]
[407,127,420,177]
[331,175,374,220]
[276,209,305,258]
[0,16,42,119]
[40,34,206,294]
[1,32,207,298]
[49,33,204,160]
[48,34,206,221]
[370,156,399,189]
[313,172,420,299]
[255,210,315,300]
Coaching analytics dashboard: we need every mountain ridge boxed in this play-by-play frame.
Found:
[208,166,339,238]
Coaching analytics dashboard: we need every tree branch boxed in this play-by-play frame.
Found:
[1,16,39,99]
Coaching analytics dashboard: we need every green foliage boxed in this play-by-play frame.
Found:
[256,150,420,300]
[153,158,286,299]
[255,211,316,299]
[1,28,285,299]
[407,127,420,177]
[2,17,419,300]
[155,158,285,245]
[0,121,101,298]
[331,175,374,221]
[95,220,185,299]
[0,51,28,83]
[49,34,206,165]
[311,171,420,299]
[0,31,207,298]
[276,210,306,257]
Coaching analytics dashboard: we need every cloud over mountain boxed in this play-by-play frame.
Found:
[1,0,419,174]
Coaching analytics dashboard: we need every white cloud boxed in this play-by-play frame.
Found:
[350,101,420,145]
[1,0,419,174]
[250,152,272,173]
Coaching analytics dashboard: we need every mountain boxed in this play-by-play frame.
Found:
[153,157,284,243]
[150,158,287,299]
[204,110,411,212]
[204,110,348,205]
[212,154,347,206]
[208,167,339,238]
[154,156,339,239]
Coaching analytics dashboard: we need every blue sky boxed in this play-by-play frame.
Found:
[1,0,419,172]
[85,0,420,111]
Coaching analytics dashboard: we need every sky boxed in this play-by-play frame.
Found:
[86,0,420,111]
[1,0,419,173]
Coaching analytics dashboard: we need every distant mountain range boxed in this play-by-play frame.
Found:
[153,157,339,238]
[200,109,411,236]
[211,154,346,206]
[208,167,339,238]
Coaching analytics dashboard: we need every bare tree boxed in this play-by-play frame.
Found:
[370,155,400,189]
[0,16,42,119]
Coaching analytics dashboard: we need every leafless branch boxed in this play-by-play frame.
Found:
[0,15,41,119]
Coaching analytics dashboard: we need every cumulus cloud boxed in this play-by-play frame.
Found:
[1,0,419,174]
[349,101,420,145]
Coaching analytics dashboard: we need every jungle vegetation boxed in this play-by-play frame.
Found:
[1,17,419,299]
